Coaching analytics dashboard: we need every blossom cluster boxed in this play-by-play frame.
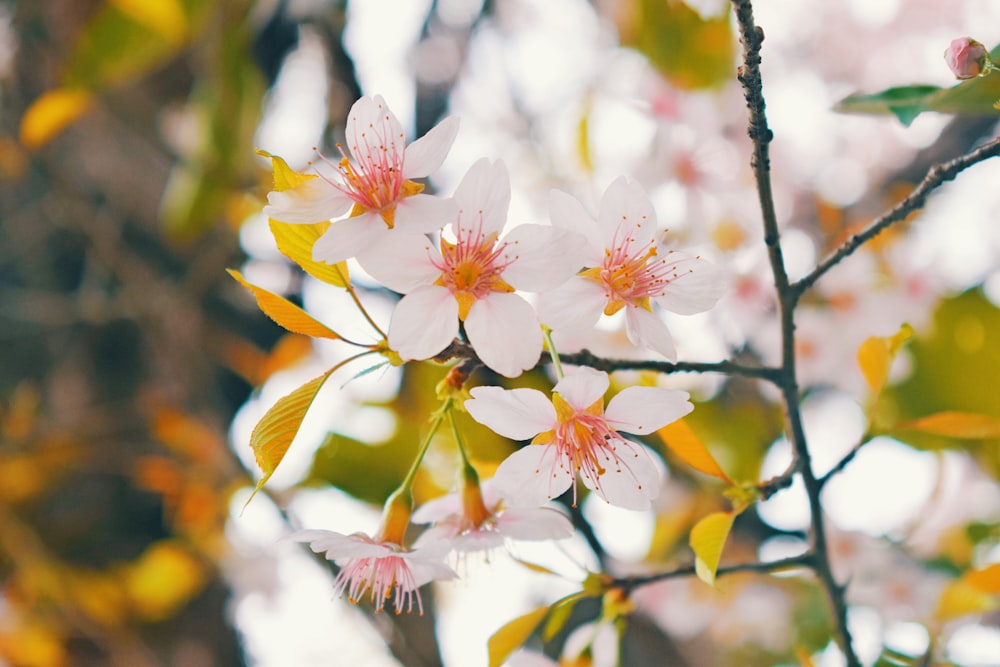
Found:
[263,95,723,615]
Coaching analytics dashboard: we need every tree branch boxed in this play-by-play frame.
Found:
[615,552,814,594]
[793,136,1000,299]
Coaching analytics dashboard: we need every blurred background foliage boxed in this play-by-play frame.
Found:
[2,0,1000,666]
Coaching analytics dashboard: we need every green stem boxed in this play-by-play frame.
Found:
[542,325,565,380]
[338,264,387,339]
[397,398,453,495]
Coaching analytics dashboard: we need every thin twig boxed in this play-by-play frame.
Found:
[615,552,814,593]
[794,136,1000,299]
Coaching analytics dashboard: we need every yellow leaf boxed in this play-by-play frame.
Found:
[0,618,67,667]
[487,605,551,667]
[245,369,335,507]
[257,150,317,192]
[543,592,588,642]
[123,541,205,621]
[935,578,1000,621]
[577,97,593,172]
[658,419,734,484]
[690,511,736,587]
[900,411,1000,440]
[227,269,341,339]
[268,220,350,287]
[857,324,913,397]
[108,0,187,45]
[19,88,95,150]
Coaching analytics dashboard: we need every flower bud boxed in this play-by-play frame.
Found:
[945,37,993,79]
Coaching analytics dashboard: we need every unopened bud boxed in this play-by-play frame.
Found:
[945,37,994,80]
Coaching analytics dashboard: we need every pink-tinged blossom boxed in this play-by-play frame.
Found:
[264,95,459,265]
[365,158,588,377]
[539,177,724,362]
[944,37,993,79]
[293,529,455,615]
[465,366,692,510]
[411,478,574,556]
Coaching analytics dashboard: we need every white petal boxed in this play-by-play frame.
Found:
[464,293,542,378]
[654,252,726,315]
[345,95,405,163]
[388,286,458,360]
[499,225,588,292]
[536,278,606,331]
[453,158,511,238]
[548,188,602,255]
[596,176,657,249]
[605,386,693,434]
[291,529,389,559]
[411,491,462,524]
[264,178,352,224]
[465,386,555,440]
[312,214,384,264]
[625,306,677,361]
[403,551,458,586]
[392,193,458,234]
[403,116,460,178]
[356,230,440,293]
[553,366,609,410]
[492,445,574,508]
[580,440,661,511]
[498,507,574,541]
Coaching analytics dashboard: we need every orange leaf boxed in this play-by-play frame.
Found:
[900,411,1000,440]
[227,269,341,339]
[964,562,1000,593]
[20,88,95,149]
[659,419,733,484]
[690,511,736,587]
[245,368,335,507]
[857,324,913,397]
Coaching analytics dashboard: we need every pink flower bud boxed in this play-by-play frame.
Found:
[945,37,992,79]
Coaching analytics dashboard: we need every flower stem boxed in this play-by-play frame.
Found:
[542,325,565,380]
[397,398,453,495]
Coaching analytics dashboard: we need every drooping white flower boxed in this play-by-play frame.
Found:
[412,478,574,556]
[539,177,724,361]
[293,529,455,615]
[264,95,459,265]
[465,366,692,510]
[366,157,587,377]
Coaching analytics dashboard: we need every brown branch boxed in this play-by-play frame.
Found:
[793,136,1000,299]
[615,552,814,594]
[730,2,861,664]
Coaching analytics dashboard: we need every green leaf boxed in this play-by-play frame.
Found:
[836,85,943,126]
[487,605,551,667]
[244,369,335,509]
[690,511,736,586]
[624,0,734,91]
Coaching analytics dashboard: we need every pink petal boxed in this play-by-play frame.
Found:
[605,386,693,434]
[345,95,405,163]
[388,286,459,360]
[653,253,726,315]
[453,158,511,239]
[491,445,574,508]
[465,386,555,440]
[497,507,574,541]
[552,366,609,410]
[264,178,352,224]
[596,177,657,249]
[625,306,677,361]
[403,116,460,178]
[312,214,384,264]
[536,278,606,331]
[499,225,588,292]
[392,193,459,234]
[356,230,440,293]
[464,292,543,377]
[580,440,661,510]
[292,529,390,559]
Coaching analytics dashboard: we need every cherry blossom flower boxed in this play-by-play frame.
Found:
[412,477,574,556]
[539,177,724,361]
[364,158,587,377]
[465,366,692,510]
[293,529,455,615]
[264,94,459,265]
[944,37,993,79]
